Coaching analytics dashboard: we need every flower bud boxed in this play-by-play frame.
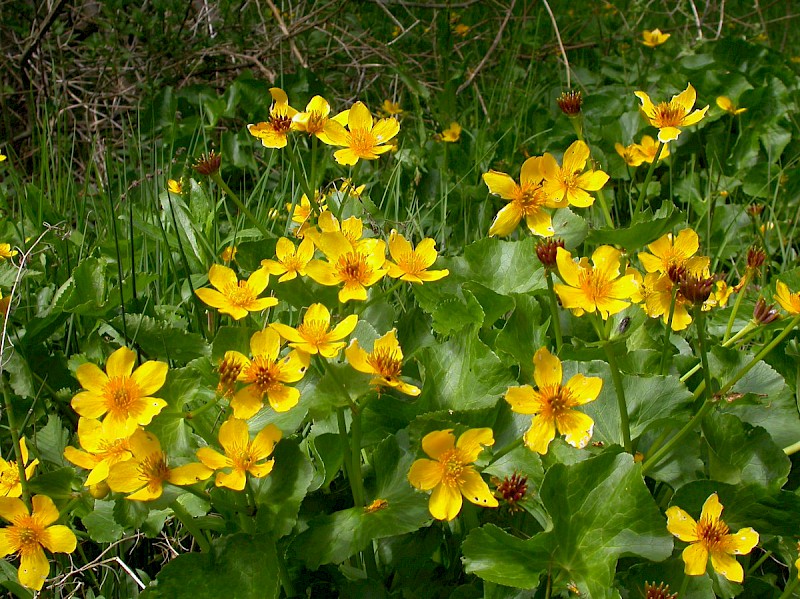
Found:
[557,90,583,116]
[536,238,565,269]
[679,274,714,305]
[644,581,677,599]
[753,297,780,325]
[193,150,221,176]
[746,245,766,270]
[494,472,528,512]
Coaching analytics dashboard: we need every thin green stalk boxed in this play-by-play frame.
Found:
[1,377,30,507]
[349,406,365,507]
[633,141,665,218]
[694,307,714,399]
[680,321,757,384]
[277,548,296,597]
[779,575,800,599]
[361,279,405,310]
[337,408,353,484]
[724,273,750,342]
[678,574,690,597]
[100,162,128,344]
[211,173,272,240]
[544,270,563,353]
[166,193,206,339]
[284,141,314,210]
[603,342,632,453]
[746,550,772,576]
[784,439,800,455]
[489,438,523,464]
[171,500,211,553]
[595,189,614,228]
[185,393,221,420]
[658,285,679,375]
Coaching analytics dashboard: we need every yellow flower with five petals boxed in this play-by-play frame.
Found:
[322,101,400,165]
[641,28,670,47]
[270,303,358,358]
[541,140,610,208]
[63,419,136,487]
[195,264,278,320]
[386,231,449,283]
[345,330,420,396]
[247,88,299,149]
[305,233,388,303]
[634,83,709,143]
[638,228,709,282]
[291,95,349,144]
[261,237,314,282]
[0,244,18,260]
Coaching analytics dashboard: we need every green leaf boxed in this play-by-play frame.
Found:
[62,258,110,315]
[83,500,125,543]
[463,452,672,596]
[27,468,78,499]
[110,314,210,363]
[463,237,545,295]
[211,326,252,361]
[586,202,683,250]
[34,415,69,466]
[308,433,345,492]
[494,295,549,379]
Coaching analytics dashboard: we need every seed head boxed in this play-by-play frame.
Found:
[746,245,766,270]
[494,472,528,512]
[644,581,677,599]
[557,90,583,116]
[679,273,714,305]
[194,150,222,176]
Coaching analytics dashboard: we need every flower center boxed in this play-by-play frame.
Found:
[335,251,371,284]
[369,347,403,379]
[12,516,44,555]
[106,377,139,412]
[306,111,326,134]
[349,128,377,156]
[270,113,293,134]
[243,356,282,394]
[697,515,730,550]
[578,269,612,303]
[222,281,257,308]
[97,438,130,461]
[298,319,329,345]
[654,101,684,127]
[281,253,304,273]
[0,462,20,490]
[439,449,466,487]
[398,251,424,275]
[229,442,255,471]
[517,184,547,214]
[540,385,574,416]
[138,452,170,485]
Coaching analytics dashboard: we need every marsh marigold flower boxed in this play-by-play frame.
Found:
[635,83,708,143]
[316,211,364,246]
[106,431,212,501]
[438,122,462,143]
[641,28,670,47]
[0,154,5,163]
[220,246,237,263]
[408,428,498,521]
[775,281,800,315]
[638,228,709,283]
[483,156,564,237]
[247,88,298,149]
[541,140,609,208]
[641,272,693,331]
[666,493,758,582]
[322,101,400,165]
[505,347,601,453]
[291,95,349,144]
[229,328,309,419]
[63,419,137,486]
[196,418,281,490]
[270,303,358,358]
[167,179,182,194]
[381,99,403,116]
[554,246,640,319]
[0,244,18,260]
[71,346,168,439]
[261,237,314,282]
[0,438,38,498]
[306,233,388,303]
[0,495,77,590]
[346,329,420,396]
[616,135,670,167]
[287,192,326,238]
[386,231,449,283]
[195,264,277,320]
[716,96,746,116]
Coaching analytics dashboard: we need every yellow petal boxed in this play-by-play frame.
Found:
[76,362,109,393]
[429,483,462,521]
[456,428,495,462]
[31,495,59,526]
[0,529,16,557]
[658,127,681,143]
[18,548,49,591]
[218,418,249,455]
[40,525,77,554]
[533,347,562,389]
[231,386,264,419]
[562,140,589,173]
[208,263,237,290]
[524,210,554,237]
[672,84,697,113]
[106,461,145,493]
[488,202,523,237]
[634,90,656,117]
[345,340,374,374]
[266,385,300,412]
[709,550,743,582]
[372,118,400,142]
[126,482,164,501]
[251,328,281,360]
[504,385,541,415]
[700,493,724,522]
[666,506,699,542]
[722,527,759,555]
[0,497,28,522]
[421,429,455,460]
[555,410,594,449]
[251,424,282,460]
[339,283,367,303]
[682,542,709,576]
[482,171,518,199]
[348,101,373,131]
[196,447,229,470]
[563,374,603,404]
[269,87,289,106]
[459,469,499,508]
[270,322,304,344]
[106,347,136,379]
[408,459,442,490]
[520,156,544,185]
[329,314,359,341]
[524,416,556,454]
[71,391,108,419]
[216,469,246,490]
[131,361,168,396]
[168,463,213,486]
[555,248,580,286]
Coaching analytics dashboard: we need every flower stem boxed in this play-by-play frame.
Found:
[724,273,750,343]
[171,500,211,553]
[489,438,523,464]
[595,189,615,229]
[284,140,314,207]
[779,575,800,599]
[746,550,772,576]
[694,306,715,400]
[276,548,296,598]
[603,341,632,453]
[544,270,563,354]
[211,173,272,240]
[679,321,756,384]
[1,376,30,507]
[678,574,690,597]
[632,141,665,218]
[658,285,679,375]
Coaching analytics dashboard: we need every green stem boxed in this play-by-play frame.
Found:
[603,342,632,453]
[2,377,30,507]
[350,406,365,507]
[642,396,714,475]
[694,307,715,400]
[284,140,314,210]
[544,270,563,353]
[779,575,800,599]
[746,550,772,576]
[211,173,272,240]
[633,141,665,218]
[185,393,221,420]
[337,407,354,485]
[489,438,523,464]
[361,279,405,310]
[678,574,690,597]
[784,439,800,455]
[679,321,757,384]
[171,500,211,553]
[595,188,614,229]
[724,273,750,343]
[658,285,679,375]
[277,547,296,597]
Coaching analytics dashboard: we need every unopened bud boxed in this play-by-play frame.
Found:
[746,245,766,270]
[494,472,528,513]
[193,150,222,176]
[557,90,583,116]
[536,238,565,269]
[679,274,714,305]
[217,351,244,397]
[753,297,780,325]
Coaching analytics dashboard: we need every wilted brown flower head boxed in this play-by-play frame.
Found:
[494,472,528,512]
[679,273,714,305]
[746,246,766,270]
[536,238,565,269]
[753,297,780,325]
[557,90,583,116]
[194,150,222,176]
[644,581,677,599]
[746,203,764,218]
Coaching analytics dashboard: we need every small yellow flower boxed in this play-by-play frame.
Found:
[554,246,640,319]
[71,347,168,439]
[63,419,136,486]
[638,228,709,282]
[439,122,462,143]
[635,83,709,143]
[716,96,747,116]
[345,330,420,396]
[167,179,182,194]
[106,431,212,501]
[0,439,38,498]
[666,493,758,582]
[0,244,18,260]
[261,237,314,282]
[615,142,646,167]
[641,28,670,47]
[322,101,400,165]
[196,418,281,490]
[381,99,403,116]
[291,95,349,144]
[195,264,278,320]
[616,136,670,167]
[0,154,6,163]
[305,233,388,303]
[385,230,449,283]
[505,347,602,454]
[407,428,498,521]
[705,280,733,311]
[229,328,309,419]
[220,246,237,263]
[453,23,470,36]
[541,140,610,208]
[775,281,800,315]
[337,178,366,198]
[0,495,77,590]
[247,88,299,149]
[641,272,693,331]
[270,303,358,358]
[287,192,326,238]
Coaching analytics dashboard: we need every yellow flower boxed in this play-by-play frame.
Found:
[270,303,358,358]
[195,264,278,320]
[716,96,747,115]
[483,156,564,237]
[616,136,670,167]
[439,122,462,143]
[541,140,610,208]
[322,101,400,165]
[220,246,238,263]
[305,233,388,303]
[641,272,693,331]
[554,246,640,319]
[505,347,601,453]
[775,281,800,315]
[407,428,498,521]
[336,178,366,198]
[63,419,136,486]
[641,28,670,47]
[316,211,364,246]
[615,142,646,167]
[261,237,314,282]
[453,23,470,37]
[638,228,709,282]
[0,439,38,498]
[0,154,5,163]
[196,418,281,490]
[345,330,420,396]
[666,493,759,582]
[247,88,299,149]
[287,192,326,238]
[216,351,246,398]
[0,495,77,590]
[167,179,182,194]
[705,280,733,311]
[71,347,168,439]
[291,95,349,144]
[229,328,309,419]
[634,84,709,143]
[381,99,403,116]
[0,244,18,260]
[385,230,449,283]
[106,431,212,501]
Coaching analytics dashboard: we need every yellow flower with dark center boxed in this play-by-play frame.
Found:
[775,281,800,315]
[634,84,709,143]
[381,99,403,116]
[305,233,388,303]
[483,156,564,237]
[0,244,18,260]
[716,96,747,115]
[261,237,314,282]
[641,272,693,331]
[505,347,601,454]
[270,303,358,358]
[71,347,168,439]
[196,418,281,490]
[386,230,449,283]
[638,229,709,282]
[195,264,277,320]
[291,95,349,144]
[666,493,758,582]
[247,88,299,149]
[106,431,212,501]
[229,328,309,419]
[641,28,670,47]
[0,439,38,498]
[541,140,610,208]
[0,495,77,590]
[439,122,462,143]
[63,419,136,486]
[554,246,640,319]
[167,179,182,194]
[345,330,420,396]
[322,101,400,165]
[407,428,498,521]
